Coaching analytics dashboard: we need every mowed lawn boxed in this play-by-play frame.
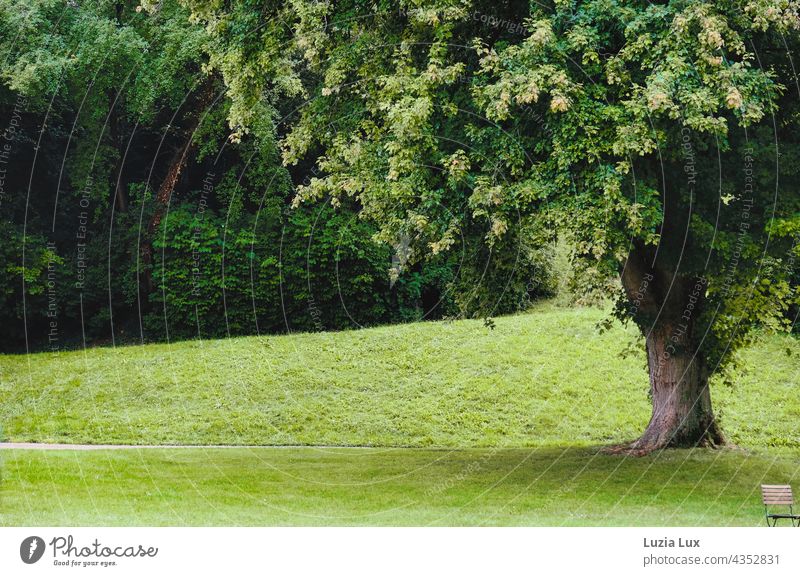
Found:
[1,303,799,525]
[4,447,800,526]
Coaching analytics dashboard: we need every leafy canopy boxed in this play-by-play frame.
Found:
[141,1,800,366]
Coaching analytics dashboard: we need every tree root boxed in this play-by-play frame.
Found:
[600,426,728,457]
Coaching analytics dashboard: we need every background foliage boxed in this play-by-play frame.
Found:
[0,0,554,351]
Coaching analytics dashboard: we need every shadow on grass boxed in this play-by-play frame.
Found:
[1,446,794,526]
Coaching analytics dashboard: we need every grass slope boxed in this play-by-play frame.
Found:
[3,303,799,526]
[1,304,798,448]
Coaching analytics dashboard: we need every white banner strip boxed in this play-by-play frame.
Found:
[1,528,797,575]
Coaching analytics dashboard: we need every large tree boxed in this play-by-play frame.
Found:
[178,0,800,453]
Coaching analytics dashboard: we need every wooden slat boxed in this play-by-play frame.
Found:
[761,485,794,505]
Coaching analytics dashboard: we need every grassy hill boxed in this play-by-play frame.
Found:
[3,303,800,526]
[1,302,798,448]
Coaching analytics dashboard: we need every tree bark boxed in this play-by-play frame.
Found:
[110,1,128,213]
[628,322,725,454]
[610,248,726,455]
[139,140,191,294]
[139,79,215,295]
[109,90,128,213]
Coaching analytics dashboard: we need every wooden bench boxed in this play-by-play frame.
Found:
[761,485,800,526]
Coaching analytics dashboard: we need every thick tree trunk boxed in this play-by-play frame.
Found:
[611,247,726,455]
[628,324,725,454]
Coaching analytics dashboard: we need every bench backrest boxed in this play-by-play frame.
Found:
[761,485,794,506]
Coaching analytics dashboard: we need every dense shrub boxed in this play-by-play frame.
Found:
[144,200,554,342]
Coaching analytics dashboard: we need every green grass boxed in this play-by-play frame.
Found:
[1,303,798,448]
[2,303,799,526]
[3,447,798,526]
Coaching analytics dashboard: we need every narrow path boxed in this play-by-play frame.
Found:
[1,442,272,450]
[0,442,384,450]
